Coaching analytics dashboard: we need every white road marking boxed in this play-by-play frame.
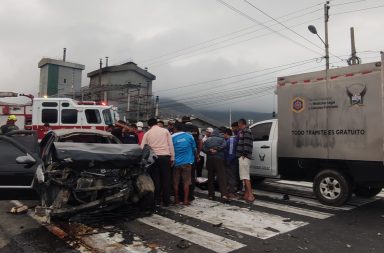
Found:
[138,214,245,253]
[165,197,307,240]
[195,189,332,219]
[252,189,353,211]
[10,200,165,253]
[377,191,384,198]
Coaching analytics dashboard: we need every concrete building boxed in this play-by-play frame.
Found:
[38,58,85,98]
[87,61,156,121]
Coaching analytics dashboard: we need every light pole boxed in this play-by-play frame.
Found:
[308,2,330,70]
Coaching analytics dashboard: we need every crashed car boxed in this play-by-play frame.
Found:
[1,129,156,218]
[38,129,156,218]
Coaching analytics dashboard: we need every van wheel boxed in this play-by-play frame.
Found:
[313,170,352,206]
[354,186,382,198]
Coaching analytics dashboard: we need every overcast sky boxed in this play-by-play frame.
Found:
[0,0,383,112]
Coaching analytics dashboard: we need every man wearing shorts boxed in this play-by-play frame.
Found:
[236,118,255,202]
[172,122,198,205]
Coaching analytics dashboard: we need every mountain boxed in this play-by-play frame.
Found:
[159,98,274,126]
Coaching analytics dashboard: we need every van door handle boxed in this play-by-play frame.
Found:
[260,145,270,149]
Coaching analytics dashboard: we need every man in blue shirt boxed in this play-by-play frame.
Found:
[224,128,238,196]
[172,122,198,205]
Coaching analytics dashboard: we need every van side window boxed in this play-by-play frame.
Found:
[42,102,58,107]
[102,109,113,125]
[251,123,272,141]
[85,109,101,124]
[61,109,78,124]
[42,109,58,123]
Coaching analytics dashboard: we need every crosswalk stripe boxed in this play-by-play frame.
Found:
[165,197,307,240]
[195,189,332,219]
[252,189,354,211]
[138,214,246,253]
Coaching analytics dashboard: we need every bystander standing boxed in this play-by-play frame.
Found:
[141,118,175,207]
[203,128,229,202]
[172,122,198,205]
[236,118,255,202]
[223,128,238,196]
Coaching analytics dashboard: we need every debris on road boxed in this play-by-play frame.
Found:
[9,205,28,214]
[176,239,191,249]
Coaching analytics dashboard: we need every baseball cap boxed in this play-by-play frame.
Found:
[136,122,144,127]
[206,127,214,133]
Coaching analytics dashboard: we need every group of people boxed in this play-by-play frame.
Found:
[139,116,255,207]
[108,120,145,144]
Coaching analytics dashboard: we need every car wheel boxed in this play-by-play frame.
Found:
[138,191,155,213]
[354,186,382,198]
[313,169,352,206]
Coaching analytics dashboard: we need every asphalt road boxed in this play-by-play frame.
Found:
[0,181,383,253]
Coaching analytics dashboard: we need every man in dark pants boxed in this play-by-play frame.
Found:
[141,118,175,207]
[202,129,229,202]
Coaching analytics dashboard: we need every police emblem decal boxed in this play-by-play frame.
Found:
[291,97,305,113]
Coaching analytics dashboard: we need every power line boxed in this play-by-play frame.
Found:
[154,57,319,93]
[137,3,323,66]
[215,0,323,55]
[148,16,323,68]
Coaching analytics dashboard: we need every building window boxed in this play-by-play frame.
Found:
[250,123,272,141]
[64,79,67,83]
[85,109,101,124]
[61,109,77,124]
[42,102,58,107]
[42,109,58,123]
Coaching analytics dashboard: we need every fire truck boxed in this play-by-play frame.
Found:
[0,92,116,139]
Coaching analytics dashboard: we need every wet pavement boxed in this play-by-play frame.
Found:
[0,181,384,253]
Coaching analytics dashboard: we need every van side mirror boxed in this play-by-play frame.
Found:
[16,154,36,165]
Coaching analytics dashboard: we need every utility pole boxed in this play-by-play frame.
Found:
[229,106,232,127]
[324,1,330,70]
[350,27,357,65]
[155,96,159,118]
[98,58,102,101]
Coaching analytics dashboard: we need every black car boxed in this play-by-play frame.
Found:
[0,130,41,189]
[0,129,156,219]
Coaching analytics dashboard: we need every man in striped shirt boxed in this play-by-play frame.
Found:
[236,118,255,202]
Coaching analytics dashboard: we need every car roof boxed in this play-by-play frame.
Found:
[50,128,113,137]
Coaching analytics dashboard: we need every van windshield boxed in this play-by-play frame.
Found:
[102,109,113,125]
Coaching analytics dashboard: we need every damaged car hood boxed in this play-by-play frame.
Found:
[53,142,142,165]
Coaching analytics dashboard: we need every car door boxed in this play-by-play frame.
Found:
[249,122,275,177]
[0,136,39,187]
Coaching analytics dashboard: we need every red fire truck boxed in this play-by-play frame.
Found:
[0,92,116,139]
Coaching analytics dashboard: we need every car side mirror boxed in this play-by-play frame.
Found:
[16,154,36,165]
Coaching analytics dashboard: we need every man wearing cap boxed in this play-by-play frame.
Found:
[172,122,198,205]
[136,122,145,144]
[1,115,19,134]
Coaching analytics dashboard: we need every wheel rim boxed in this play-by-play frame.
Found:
[319,176,341,200]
